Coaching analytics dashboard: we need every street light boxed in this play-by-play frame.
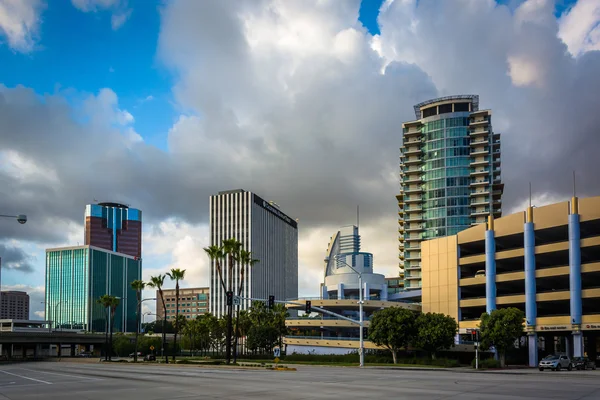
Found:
[334,255,364,368]
[0,214,27,305]
[0,214,27,224]
[55,301,67,332]
[142,311,156,326]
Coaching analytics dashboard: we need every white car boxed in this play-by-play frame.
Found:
[539,355,572,371]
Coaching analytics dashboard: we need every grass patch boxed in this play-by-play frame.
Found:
[235,359,449,368]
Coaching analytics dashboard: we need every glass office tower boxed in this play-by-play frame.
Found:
[398,95,503,290]
[45,245,141,332]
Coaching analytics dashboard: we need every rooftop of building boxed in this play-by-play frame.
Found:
[0,291,28,295]
[96,202,130,209]
[452,195,600,245]
[160,287,209,294]
[413,95,479,119]
[45,244,139,259]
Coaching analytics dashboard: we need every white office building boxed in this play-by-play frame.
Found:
[209,189,298,317]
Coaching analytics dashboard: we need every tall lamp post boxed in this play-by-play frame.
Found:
[138,298,156,329]
[55,301,67,331]
[334,255,364,368]
[0,214,27,305]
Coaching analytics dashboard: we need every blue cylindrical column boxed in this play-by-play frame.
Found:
[524,208,538,367]
[569,213,582,326]
[524,221,536,326]
[485,225,496,314]
[569,197,584,358]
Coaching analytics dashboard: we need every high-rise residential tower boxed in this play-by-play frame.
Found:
[209,189,298,317]
[85,202,142,259]
[398,95,503,290]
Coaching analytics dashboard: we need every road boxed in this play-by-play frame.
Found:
[0,362,598,399]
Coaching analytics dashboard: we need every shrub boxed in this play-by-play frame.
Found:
[471,358,501,369]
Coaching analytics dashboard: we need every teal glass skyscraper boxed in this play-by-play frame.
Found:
[398,95,503,290]
[45,245,141,332]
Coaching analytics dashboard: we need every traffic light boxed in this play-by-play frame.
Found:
[268,295,275,309]
[305,300,312,314]
[226,291,233,306]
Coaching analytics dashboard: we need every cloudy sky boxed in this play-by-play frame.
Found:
[1,0,599,320]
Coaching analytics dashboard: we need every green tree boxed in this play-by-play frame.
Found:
[112,334,135,357]
[139,335,162,358]
[204,239,248,364]
[142,319,174,334]
[233,249,258,362]
[130,279,146,362]
[243,301,289,356]
[222,238,242,364]
[247,325,279,354]
[479,308,525,367]
[147,274,169,363]
[182,316,209,356]
[166,268,186,361]
[97,294,120,361]
[414,312,458,360]
[368,307,417,364]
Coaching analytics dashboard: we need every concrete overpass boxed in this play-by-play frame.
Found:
[0,320,106,359]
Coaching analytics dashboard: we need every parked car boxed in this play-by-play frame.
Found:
[539,355,572,371]
[572,357,597,370]
[78,351,93,358]
[129,352,143,358]
[144,354,156,361]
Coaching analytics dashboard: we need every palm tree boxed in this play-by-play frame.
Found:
[147,274,168,364]
[166,268,186,361]
[233,249,258,362]
[130,279,146,362]
[97,295,120,361]
[221,238,242,364]
[204,245,227,356]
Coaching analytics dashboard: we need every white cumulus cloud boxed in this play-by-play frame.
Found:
[558,0,600,57]
[0,0,45,53]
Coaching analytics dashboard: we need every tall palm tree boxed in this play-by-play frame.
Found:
[204,245,226,291]
[204,245,227,357]
[166,268,186,361]
[221,238,242,364]
[130,280,146,362]
[147,274,168,364]
[97,295,120,361]
[233,250,258,363]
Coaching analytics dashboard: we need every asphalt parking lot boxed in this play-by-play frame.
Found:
[0,362,598,399]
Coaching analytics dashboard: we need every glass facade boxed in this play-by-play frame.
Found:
[421,115,472,241]
[45,246,141,333]
[399,95,502,289]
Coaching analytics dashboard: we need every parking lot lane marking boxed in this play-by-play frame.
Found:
[16,368,102,381]
[0,370,52,385]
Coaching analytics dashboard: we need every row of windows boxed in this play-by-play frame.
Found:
[424,196,471,209]
[422,147,472,161]
[424,157,471,171]
[423,126,469,142]
[423,177,470,190]
[166,313,207,320]
[166,308,208,314]
[165,294,207,302]
[423,120,443,132]
[422,117,469,133]
[166,302,207,307]
[424,187,471,200]
[423,137,470,150]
